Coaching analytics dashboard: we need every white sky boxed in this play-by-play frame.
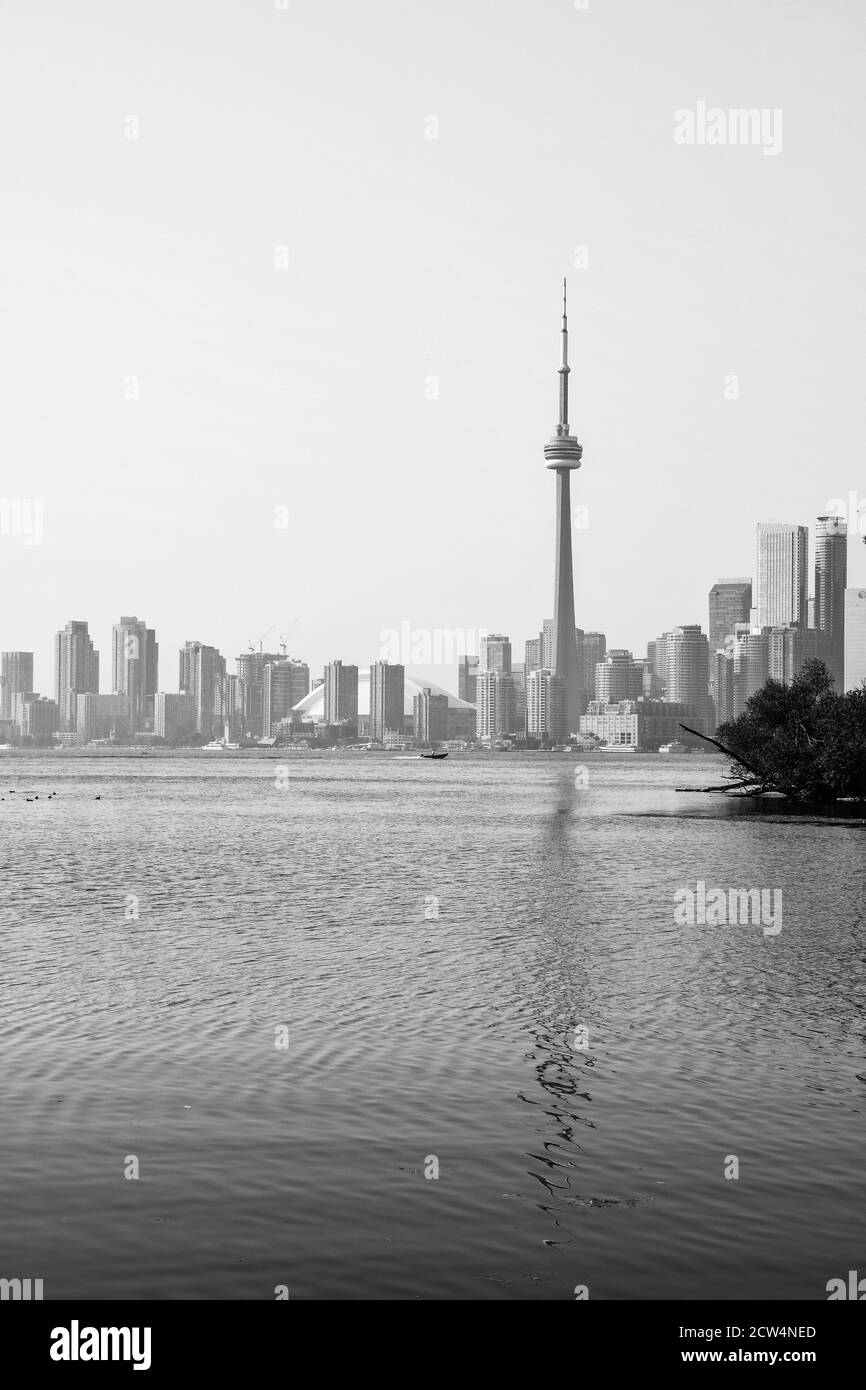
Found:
[2,0,864,694]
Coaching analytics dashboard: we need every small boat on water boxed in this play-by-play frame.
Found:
[659,740,690,754]
[420,751,448,760]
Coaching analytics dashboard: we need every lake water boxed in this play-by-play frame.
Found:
[1,751,864,1300]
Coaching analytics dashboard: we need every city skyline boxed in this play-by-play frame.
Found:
[3,513,862,719]
[6,496,865,707]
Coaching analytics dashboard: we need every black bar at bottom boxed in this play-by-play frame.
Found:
[1,1300,860,1377]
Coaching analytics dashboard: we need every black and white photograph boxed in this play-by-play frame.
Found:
[1,0,864,1364]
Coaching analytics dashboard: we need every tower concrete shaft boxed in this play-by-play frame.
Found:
[543,281,583,736]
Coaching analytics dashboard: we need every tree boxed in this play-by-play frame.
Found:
[682,660,866,802]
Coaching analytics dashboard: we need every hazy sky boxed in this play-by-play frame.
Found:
[3,0,865,694]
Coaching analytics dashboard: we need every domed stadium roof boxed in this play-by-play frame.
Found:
[292,670,474,721]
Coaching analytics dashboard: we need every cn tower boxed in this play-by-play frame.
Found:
[543,280,583,736]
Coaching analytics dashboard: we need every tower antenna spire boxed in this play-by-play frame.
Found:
[558,277,570,434]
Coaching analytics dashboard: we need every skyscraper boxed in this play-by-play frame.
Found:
[543,282,583,736]
[480,634,512,674]
[236,649,282,738]
[732,628,769,717]
[649,635,668,695]
[324,660,359,729]
[0,652,34,720]
[844,589,866,693]
[767,625,829,685]
[369,661,404,742]
[178,641,225,737]
[542,619,555,671]
[524,635,543,679]
[526,668,564,739]
[458,654,480,704]
[578,631,606,706]
[223,673,243,742]
[54,621,99,731]
[711,649,735,727]
[756,523,808,629]
[814,515,847,687]
[594,649,643,702]
[512,663,528,733]
[641,644,665,699]
[664,625,714,732]
[112,616,158,731]
[414,688,449,745]
[708,579,752,659]
[262,658,310,736]
[475,669,515,740]
[21,697,59,740]
[154,693,196,742]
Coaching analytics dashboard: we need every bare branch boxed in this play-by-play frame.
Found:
[676,779,756,793]
[677,723,764,778]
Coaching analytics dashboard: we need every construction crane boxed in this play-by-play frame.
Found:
[248,625,276,655]
[279,618,299,659]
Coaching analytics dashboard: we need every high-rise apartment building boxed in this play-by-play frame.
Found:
[708,579,752,660]
[262,659,310,736]
[541,619,555,671]
[369,661,405,742]
[526,668,564,738]
[594,649,643,703]
[11,691,39,728]
[525,635,543,676]
[458,654,480,704]
[414,688,449,745]
[54,621,99,731]
[844,589,866,692]
[178,641,226,738]
[235,650,282,738]
[529,625,593,713]
[324,660,359,729]
[511,663,527,734]
[222,673,243,742]
[0,652,34,720]
[20,697,59,740]
[649,635,668,696]
[814,516,847,688]
[711,649,735,727]
[578,631,606,704]
[756,523,808,629]
[154,693,196,742]
[476,669,515,740]
[664,625,714,732]
[732,628,769,717]
[112,616,158,731]
[480,634,512,674]
[76,693,133,744]
[722,621,831,718]
[767,626,831,686]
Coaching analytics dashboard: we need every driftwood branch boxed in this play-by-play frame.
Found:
[676,778,756,792]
